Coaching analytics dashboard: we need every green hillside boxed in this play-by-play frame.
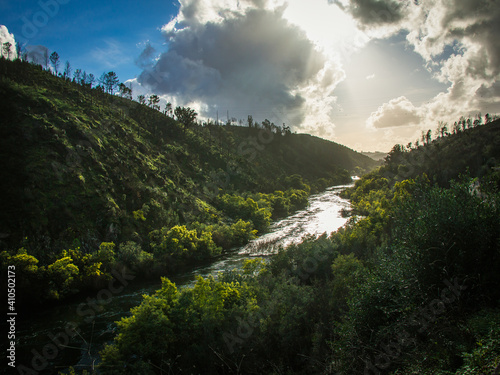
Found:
[0,58,376,303]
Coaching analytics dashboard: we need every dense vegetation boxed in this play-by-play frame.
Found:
[0,57,376,305]
[99,120,500,374]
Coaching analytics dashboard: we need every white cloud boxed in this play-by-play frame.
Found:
[367,96,422,129]
[366,73,375,80]
[0,25,18,60]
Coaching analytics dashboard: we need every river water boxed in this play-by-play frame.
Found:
[14,184,352,374]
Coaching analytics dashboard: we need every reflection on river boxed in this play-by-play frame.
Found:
[15,184,352,374]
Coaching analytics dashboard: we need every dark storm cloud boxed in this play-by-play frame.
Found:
[138,6,326,124]
[331,0,406,26]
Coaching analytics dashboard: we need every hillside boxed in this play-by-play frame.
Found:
[0,58,376,298]
[381,120,500,186]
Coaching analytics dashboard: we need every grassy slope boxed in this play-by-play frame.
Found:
[0,58,377,251]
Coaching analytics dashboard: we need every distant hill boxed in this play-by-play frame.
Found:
[361,151,387,161]
[0,58,377,251]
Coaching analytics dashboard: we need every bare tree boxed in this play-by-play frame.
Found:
[73,69,82,83]
[63,60,72,79]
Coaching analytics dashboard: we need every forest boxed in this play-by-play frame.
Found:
[1,53,499,374]
[99,119,500,374]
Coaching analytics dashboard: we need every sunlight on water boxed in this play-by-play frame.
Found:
[239,184,352,256]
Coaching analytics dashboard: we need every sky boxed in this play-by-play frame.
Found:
[1,0,500,152]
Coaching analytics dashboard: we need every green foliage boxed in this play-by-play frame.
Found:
[116,241,153,271]
[455,310,500,375]
[92,242,116,272]
[100,276,259,374]
[210,219,258,249]
[332,177,500,374]
[149,225,222,264]
[47,255,79,298]
[174,105,197,129]
[216,193,273,232]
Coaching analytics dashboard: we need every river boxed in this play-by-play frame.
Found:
[14,184,352,374]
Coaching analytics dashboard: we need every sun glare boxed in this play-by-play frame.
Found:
[283,0,367,60]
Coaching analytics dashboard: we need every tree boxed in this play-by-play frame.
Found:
[425,129,432,144]
[99,71,120,94]
[85,73,95,88]
[437,121,448,138]
[2,42,12,60]
[466,118,472,129]
[63,60,72,79]
[148,94,160,110]
[81,71,87,85]
[119,83,133,99]
[137,95,146,105]
[49,51,60,75]
[174,106,197,129]
[247,115,254,128]
[73,68,82,83]
[165,102,173,117]
[473,113,482,128]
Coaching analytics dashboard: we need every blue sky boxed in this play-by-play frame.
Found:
[1,0,499,151]
[0,0,178,80]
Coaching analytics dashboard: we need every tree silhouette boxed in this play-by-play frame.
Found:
[425,129,432,144]
[86,73,95,88]
[247,115,254,128]
[137,95,146,105]
[73,69,82,83]
[99,71,119,94]
[49,52,60,75]
[2,42,12,60]
[119,83,132,99]
[165,102,173,117]
[63,61,71,79]
[148,94,160,110]
[174,106,197,130]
